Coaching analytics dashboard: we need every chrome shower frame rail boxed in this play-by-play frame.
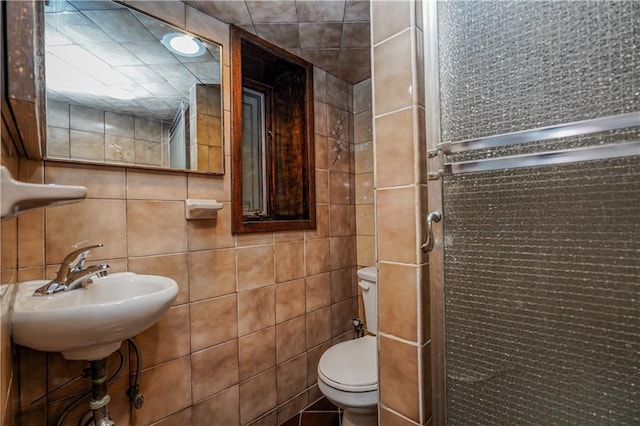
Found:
[440,112,640,175]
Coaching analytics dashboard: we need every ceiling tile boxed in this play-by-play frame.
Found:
[296,0,346,22]
[337,68,370,84]
[82,42,143,67]
[193,1,252,24]
[113,65,165,84]
[246,1,297,23]
[254,24,301,49]
[123,41,180,65]
[83,9,155,43]
[47,11,113,44]
[341,22,369,48]
[344,0,369,22]
[301,49,341,69]
[338,48,370,69]
[299,22,343,49]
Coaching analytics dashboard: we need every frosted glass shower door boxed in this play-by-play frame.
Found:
[430,2,640,425]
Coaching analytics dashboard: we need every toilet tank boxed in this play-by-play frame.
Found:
[357,267,378,335]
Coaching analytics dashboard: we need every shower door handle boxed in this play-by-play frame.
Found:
[421,211,442,253]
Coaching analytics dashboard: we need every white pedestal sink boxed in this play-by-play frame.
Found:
[12,272,178,360]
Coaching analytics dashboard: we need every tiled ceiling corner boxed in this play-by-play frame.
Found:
[184,0,371,83]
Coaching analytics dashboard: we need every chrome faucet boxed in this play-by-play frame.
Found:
[33,244,110,296]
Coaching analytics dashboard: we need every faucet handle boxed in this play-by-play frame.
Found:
[61,243,103,271]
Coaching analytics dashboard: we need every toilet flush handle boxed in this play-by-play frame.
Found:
[358,280,370,291]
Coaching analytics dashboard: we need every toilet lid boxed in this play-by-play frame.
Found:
[318,335,377,392]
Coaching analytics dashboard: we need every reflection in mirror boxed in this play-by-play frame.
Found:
[44,0,224,173]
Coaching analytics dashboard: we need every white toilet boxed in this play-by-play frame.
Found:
[317,266,378,426]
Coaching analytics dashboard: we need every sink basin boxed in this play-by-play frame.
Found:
[12,272,178,360]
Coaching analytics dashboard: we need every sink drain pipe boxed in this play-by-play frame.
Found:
[88,358,114,426]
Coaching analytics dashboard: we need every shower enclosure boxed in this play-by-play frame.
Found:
[424,2,639,424]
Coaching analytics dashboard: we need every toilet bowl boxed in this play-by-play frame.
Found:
[317,267,378,426]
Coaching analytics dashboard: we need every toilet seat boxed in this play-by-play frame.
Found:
[318,335,377,392]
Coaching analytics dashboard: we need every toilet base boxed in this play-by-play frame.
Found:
[342,407,378,426]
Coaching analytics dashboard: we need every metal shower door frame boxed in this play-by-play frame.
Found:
[423,2,447,425]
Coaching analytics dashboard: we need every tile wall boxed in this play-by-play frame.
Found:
[0,2,367,426]
[371,1,433,425]
[47,100,170,168]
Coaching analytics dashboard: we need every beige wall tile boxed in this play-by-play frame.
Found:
[380,406,418,426]
[237,245,275,291]
[189,249,236,301]
[305,203,329,239]
[356,235,375,266]
[191,340,239,403]
[376,107,416,187]
[133,356,192,425]
[275,279,305,323]
[379,262,418,342]
[373,30,414,115]
[380,336,420,422]
[276,353,307,404]
[372,0,412,45]
[45,163,125,199]
[151,408,193,426]
[314,101,328,137]
[275,241,305,283]
[237,232,274,247]
[278,391,308,425]
[187,203,235,251]
[354,173,373,205]
[128,253,189,305]
[331,299,355,337]
[355,141,373,175]
[354,111,373,145]
[376,187,417,264]
[305,238,330,275]
[126,170,187,200]
[127,200,187,256]
[330,267,353,304]
[238,286,275,336]
[187,173,227,201]
[193,385,240,426]
[305,273,331,312]
[306,306,331,349]
[191,294,238,351]
[135,304,190,369]
[127,201,187,256]
[315,135,328,170]
[239,368,277,425]
[276,316,307,364]
[330,204,353,237]
[355,204,375,235]
[315,169,329,203]
[330,236,355,270]
[353,78,372,114]
[17,347,46,413]
[239,327,276,381]
[45,199,127,264]
[329,171,351,204]
[274,231,304,243]
[17,211,44,268]
[70,130,105,161]
[306,341,331,386]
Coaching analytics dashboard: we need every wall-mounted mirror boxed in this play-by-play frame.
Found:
[43,0,224,174]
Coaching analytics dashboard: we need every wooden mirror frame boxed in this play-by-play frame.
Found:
[230,26,315,233]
